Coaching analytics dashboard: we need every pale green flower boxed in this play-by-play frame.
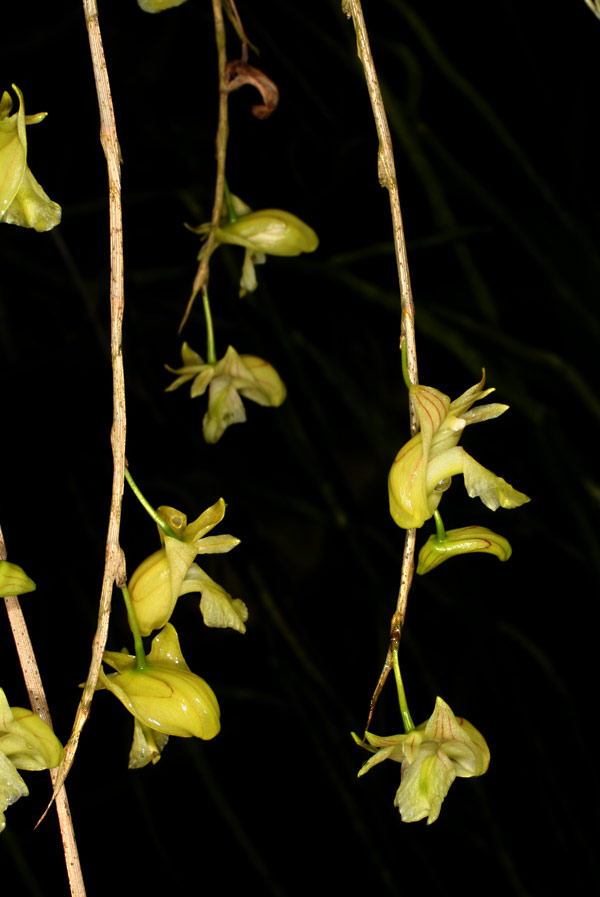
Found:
[355,697,490,824]
[0,688,64,832]
[166,343,286,443]
[0,85,61,232]
[97,623,220,750]
[128,498,245,636]
[389,374,530,529]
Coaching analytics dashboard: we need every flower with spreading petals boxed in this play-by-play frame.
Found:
[166,343,286,443]
[355,697,489,824]
[0,85,61,232]
[129,497,246,635]
[97,623,220,767]
[388,374,530,529]
[0,688,64,832]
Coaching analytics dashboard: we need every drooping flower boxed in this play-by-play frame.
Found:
[0,560,36,597]
[355,697,490,824]
[417,525,512,574]
[188,193,318,295]
[388,374,530,529]
[0,85,61,232]
[129,497,246,636]
[97,623,220,766]
[0,688,64,832]
[166,343,286,443]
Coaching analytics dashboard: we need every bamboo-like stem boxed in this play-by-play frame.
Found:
[179,0,230,332]
[344,0,419,729]
[48,0,128,807]
[0,526,86,897]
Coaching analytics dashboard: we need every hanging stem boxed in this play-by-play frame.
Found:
[124,467,178,539]
[179,0,230,332]
[0,525,87,897]
[47,0,128,819]
[202,287,218,364]
[392,644,414,733]
[121,586,148,671]
[345,0,420,730]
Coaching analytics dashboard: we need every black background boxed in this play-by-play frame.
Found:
[1,2,599,895]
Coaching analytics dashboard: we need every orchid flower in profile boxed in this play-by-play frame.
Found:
[388,374,530,529]
[187,193,318,295]
[0,688,64,831]
[129,497,247,636]
[0,85,61,232]
[355,697,490,824]
[97,623,220,768]
[166,342,286,443]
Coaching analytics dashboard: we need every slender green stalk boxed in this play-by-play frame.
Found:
[121,586,148,671]
[124,468,178,539]
[202,287,217,364]
[392,645,414,732]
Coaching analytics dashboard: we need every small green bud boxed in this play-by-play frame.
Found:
[417,525,512,574]
[216,209,318,257]
[0,560,36,597]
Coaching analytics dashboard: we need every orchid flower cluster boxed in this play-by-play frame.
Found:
[96,488,247,768]
[167,190,318,442]
[0,562,64,831]
[354,372,529,823]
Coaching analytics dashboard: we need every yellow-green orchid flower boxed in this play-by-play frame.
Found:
[417,525,512,574]
[188,193,318,295]
[0,85,61,232]
[166,343,286,443]
[388,374,530,529]
[0,560,36,597]
[0,688,64,832]
[129,498,246,636]
[97,623,220,754]
[355,697,489,824]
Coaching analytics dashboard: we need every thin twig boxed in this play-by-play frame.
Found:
[47,0,127,807]
[1,525,86,897]
[343,0,419,729]
[179,0,230,332]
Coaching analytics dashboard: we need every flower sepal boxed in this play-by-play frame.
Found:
[417,525,512,574]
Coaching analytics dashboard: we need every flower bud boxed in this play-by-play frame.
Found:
[417,525,512,574]
[0,560,36,597]
[216,209,318,257]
